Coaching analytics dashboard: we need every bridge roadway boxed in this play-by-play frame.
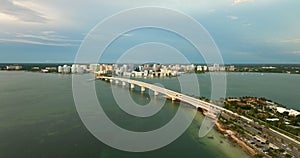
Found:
[96,76,237,117]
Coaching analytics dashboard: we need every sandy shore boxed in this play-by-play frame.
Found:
[215,122,257,156]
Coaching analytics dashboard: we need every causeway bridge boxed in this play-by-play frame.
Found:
[96,76,236,118]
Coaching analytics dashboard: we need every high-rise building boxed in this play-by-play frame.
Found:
[196,66,202,71]
[63,65,71,73]
[153,64,157,72]
[71,64,78,73]
[58,66,63,73]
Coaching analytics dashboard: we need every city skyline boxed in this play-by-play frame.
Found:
[0,0,300,63]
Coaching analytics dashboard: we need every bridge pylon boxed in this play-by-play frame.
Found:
[130,83,135,89]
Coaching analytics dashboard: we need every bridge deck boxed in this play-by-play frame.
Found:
[96,76,231,116]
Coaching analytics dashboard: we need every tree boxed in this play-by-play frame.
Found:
[281,138,284,144]
[288,144,294,150]
[278,118,284,128]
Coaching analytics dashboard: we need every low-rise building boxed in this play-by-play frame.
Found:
[276,107,300,117]
[276,107,288,113]
[6,65,22,70]
[288,109,300,117]
[228,65,235,71]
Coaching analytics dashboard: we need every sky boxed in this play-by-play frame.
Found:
[0,0,300,64]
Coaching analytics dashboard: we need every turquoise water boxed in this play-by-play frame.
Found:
[0,71,299,157]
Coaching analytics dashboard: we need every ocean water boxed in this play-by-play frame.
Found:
[0,71,299,157]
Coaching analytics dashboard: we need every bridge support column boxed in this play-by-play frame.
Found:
[122,81,126,86]
[105,78,108,81]
[141,86,145,92]
[110,79,113,83]
[172,97,176,101]
[130,83,135,89]
[115,80,119,85]
[154,91,159,96]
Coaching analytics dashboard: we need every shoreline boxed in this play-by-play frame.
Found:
[2,69,300,75]
[214,122,257,157]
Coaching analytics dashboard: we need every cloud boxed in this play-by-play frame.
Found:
[0,31,81,46]
[285,51,300,55]
[0,0,48,23]
[41,31,56,35]
[233,0,254,4]
[267,38,300,44]
[15,33,81,42]
[227,15,239,20]
[279,38,300,44]
[120,33,134,37]
[0,38,77,46]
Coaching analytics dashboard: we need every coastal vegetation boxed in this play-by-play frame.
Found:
[198,95,300,158]
[224,97,300,137]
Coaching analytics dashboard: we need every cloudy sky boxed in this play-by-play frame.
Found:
[0,0,299,63]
